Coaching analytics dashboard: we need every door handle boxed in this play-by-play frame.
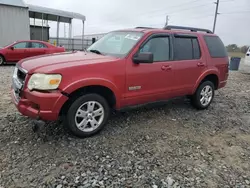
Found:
[197,62,205,67]
[161,65,172,71]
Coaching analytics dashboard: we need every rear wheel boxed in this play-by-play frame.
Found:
[191,81,215,109]
[0,55,5,65]
[64,94,110,138]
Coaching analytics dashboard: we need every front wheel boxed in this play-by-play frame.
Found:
[64,94,110,138]
[191,81,215,110]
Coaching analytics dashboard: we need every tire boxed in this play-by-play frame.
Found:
[191,81,215,110]
[0,55,5,66]
[64,94,110,138]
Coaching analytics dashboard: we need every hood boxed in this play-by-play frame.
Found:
[18,51,118,73]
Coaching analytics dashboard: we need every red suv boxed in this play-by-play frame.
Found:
[11,26,229,137]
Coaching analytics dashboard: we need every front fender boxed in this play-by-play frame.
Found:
[61,78,121,108]
[192,69,219,94]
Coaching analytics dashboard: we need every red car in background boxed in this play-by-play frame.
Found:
[0,40,65,65]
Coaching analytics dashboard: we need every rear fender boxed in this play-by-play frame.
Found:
[0,53,6,60]
[192,69,219,94]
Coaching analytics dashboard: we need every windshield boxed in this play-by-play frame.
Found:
[87,31,144,58]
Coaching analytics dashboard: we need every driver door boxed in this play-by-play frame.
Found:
[124,34,175,106]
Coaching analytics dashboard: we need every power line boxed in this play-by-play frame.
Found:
[220,0,234,2]
[220,10,250,14]
[86,0,248,31]
[87,0,211,27]
[142,2,214,19]
[139,0,203,16]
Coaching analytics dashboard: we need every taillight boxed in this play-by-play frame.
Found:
[226,59,229,73]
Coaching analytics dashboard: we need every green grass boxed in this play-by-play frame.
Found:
[228,52,246,58]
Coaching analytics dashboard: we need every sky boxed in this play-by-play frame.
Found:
[24,0,250,46]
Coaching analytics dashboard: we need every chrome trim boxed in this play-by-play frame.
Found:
[12,65,27,103]
[13,89,20,103]
[16,64,28,74]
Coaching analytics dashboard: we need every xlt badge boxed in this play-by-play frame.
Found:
[128,86,141,91]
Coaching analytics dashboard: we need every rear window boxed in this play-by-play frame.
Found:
[204,36,227,58]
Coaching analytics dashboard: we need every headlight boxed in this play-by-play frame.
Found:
[28,73,62,90]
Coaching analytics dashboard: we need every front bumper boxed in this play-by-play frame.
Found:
[11,88,68,121]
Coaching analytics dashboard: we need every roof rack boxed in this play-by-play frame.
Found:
[164,25,213,34]
[135,27,156,29]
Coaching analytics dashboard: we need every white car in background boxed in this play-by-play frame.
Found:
[245,47,250,65]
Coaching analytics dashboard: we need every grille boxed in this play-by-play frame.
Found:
[17,69,26,83]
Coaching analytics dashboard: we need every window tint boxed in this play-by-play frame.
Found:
[31,42,47,48]
[140,36,170,62]
[174,38,193,60]
[204,36,227,58]
[174,37,201,60]
[13,42,28,49]
[192,38,201,59]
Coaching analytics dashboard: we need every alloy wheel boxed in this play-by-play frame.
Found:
[200,85,213,106]
[75,101,105,132]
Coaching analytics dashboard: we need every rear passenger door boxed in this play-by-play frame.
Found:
[170,34,206,95]
[29,42,47,57]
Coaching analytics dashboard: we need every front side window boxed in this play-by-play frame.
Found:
[87,31,144,58]
[13,42,28,49]
[140,36,170,62]
[31,42,47,48]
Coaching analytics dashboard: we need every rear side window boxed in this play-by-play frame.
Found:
[192,39,201,59]
[174,37,201,60]
[31,42,47,48]
[204,36,227,58]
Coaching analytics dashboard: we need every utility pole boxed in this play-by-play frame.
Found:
[213,0,220,33]
[165,15,169,27]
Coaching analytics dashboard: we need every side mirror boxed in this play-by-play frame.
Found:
[9,46,14,50]
[133,52,153,64]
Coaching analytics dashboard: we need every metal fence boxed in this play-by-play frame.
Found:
[49,37,93,51]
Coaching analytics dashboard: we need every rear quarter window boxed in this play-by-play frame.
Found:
[204,36,228,58]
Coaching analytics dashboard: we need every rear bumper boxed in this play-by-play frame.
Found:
[218,80,227,89]
[11,88,68,121]
[218,72,229,89]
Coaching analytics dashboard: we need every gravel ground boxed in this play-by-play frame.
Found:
[0,65,250,188]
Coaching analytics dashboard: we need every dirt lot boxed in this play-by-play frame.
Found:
[0,66,250,188]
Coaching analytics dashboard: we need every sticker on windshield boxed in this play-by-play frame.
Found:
[125,34,141,41]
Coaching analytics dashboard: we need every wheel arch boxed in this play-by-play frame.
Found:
[60,84,118,116]
[192,71,219,94]
[0,53,6,63]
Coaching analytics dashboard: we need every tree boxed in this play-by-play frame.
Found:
[240,45,249,54]
[226,44,239,52]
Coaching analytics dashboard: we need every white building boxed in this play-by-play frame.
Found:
[0,0,30,47]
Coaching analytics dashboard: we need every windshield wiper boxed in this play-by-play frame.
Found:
[89,49,103,55]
